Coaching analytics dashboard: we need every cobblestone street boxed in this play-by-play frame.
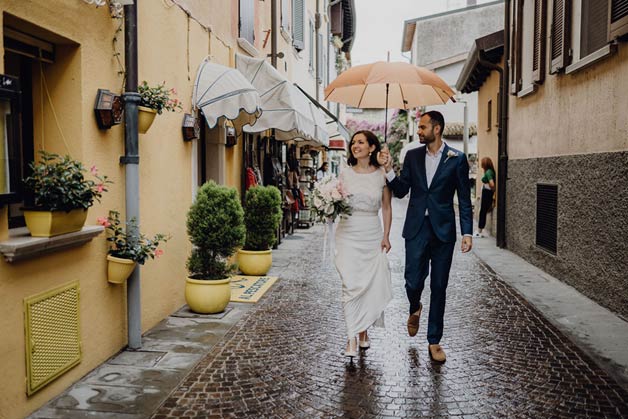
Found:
[152,199,628,419]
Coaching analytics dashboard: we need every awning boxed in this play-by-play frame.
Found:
[193,57,261,133]
[293,83,351,143]
[235,54,329,147]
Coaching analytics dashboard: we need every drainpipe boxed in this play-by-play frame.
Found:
[121,2,142,349]
[271,0,278,68]
[315,0,320,101]
[477,37,509,247]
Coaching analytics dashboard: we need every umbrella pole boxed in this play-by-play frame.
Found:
[384,83,389,142]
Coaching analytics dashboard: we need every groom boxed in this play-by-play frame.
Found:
[379,110,473,363]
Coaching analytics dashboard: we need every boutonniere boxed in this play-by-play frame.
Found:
[444,150,458,163]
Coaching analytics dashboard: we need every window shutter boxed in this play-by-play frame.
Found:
[309,19,315,69]
[239,0,255,44]
[581,0,609,57]
[330,2,343,35]
[550,0,570,73]
[317,32,323,83]
[292,0,305,51]
[532,0,547,83]
[281,0,291,31]
[609,0,628,39]
[510,0,524,94]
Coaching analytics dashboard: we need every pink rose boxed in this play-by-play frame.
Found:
[154,249,164,258]
[97,217,111,227]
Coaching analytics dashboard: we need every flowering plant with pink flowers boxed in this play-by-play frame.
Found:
[23,151,112,211]
[138,80,182,114]
[98,210,170,265]
[311,174,352,223]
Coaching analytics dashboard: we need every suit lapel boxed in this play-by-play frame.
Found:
[428,144,449,190]
[416,146,428,189]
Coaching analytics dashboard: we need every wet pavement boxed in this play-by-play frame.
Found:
[150,199,628,419]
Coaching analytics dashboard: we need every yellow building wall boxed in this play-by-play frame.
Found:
[508,45,628,159]
[475,59,502,235]
[0,2,239,418]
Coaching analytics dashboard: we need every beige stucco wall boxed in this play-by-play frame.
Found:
[0,1,239,418]
[508,45,628,159]
[475,59,501,235]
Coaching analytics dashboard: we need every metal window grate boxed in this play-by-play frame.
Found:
[24,282,81,395]
[536,184,558,254]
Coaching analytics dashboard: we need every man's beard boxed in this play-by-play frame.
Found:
[419,133,435,144]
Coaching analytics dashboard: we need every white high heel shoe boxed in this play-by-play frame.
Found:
[345,337,358,358]
[358,334,370,350]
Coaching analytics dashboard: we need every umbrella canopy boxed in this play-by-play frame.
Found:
[193,57,261,133]
[324,61,456,109]
[324,61,456,142]
[236,54,329,147]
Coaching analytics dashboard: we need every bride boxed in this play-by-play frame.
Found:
[335,130,393,359]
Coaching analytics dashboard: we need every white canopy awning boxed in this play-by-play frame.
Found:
[235,54,329,147]
[193,57,261,133]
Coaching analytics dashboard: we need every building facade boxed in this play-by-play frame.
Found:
[504,0,628,318]
[0,1,353,418]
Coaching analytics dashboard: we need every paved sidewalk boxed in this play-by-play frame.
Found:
[28,198,628,418]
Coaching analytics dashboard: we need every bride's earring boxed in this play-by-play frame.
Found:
[368,151,372,157]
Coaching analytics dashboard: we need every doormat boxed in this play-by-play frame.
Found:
[230,275,278,303]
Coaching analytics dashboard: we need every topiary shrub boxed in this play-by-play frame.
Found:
[186,181,245,280]
[243,185,282,251]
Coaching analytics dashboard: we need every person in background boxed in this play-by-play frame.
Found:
[475,157,496,238]
[316,161,329,181]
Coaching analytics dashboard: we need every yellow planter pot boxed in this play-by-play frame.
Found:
[138,106,157,133]
[237,249,272,276]
[107,255,137,284]
[185,277,231,314]
[23,208,88,237]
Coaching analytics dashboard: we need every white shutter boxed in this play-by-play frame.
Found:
[239,0,255,44]
[292,0,305,50]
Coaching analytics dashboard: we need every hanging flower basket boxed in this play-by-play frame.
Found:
[138,106,157,134]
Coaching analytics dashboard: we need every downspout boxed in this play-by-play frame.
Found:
[121,2,142,349]
[271,0,278,68]
[498,1,509,249]
[315,0,320,101]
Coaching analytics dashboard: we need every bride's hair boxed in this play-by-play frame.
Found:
[347,130,382,168]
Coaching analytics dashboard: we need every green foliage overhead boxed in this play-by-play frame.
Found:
[186,181,245,280]
[243,185,282,251]
[23,151,112,211]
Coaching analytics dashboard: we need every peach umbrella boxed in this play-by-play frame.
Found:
[324,61,456,141]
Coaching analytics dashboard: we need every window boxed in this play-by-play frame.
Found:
[487,99,492,131]
[609,0,628,39]
[292,0,305,50]
[239,0,255,44]
[510,0,546,96]
[565,0,614,73]
[317,32,324,84]
[281,0,291,33]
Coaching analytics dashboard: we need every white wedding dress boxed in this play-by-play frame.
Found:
[334,167,393,338]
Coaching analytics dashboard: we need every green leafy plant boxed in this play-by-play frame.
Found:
[138,80,182,114]
[23,151,112,211]
[243,185,282,251]
[98,210,170,265]
[186,181,245,280]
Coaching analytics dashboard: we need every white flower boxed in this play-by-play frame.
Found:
[444,150,459,163]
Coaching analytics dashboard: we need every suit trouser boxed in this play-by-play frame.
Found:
[404,217,455,344]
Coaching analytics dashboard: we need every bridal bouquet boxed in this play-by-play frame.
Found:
[311,174,352,223]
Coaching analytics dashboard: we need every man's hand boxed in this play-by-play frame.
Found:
[461,236,472,253]
[377,144,393,171]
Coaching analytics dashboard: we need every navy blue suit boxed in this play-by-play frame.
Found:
[388,144,472,344]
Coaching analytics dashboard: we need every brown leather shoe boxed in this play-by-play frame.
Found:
[428,344,446,364]
[407,303,422,337]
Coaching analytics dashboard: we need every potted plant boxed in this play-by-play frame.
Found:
[185,181,245,313]
[137,80,182,133]
[22,151,111,237]
[238,185,282,276]
[98,210,170,284]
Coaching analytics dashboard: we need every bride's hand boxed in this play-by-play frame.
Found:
[381,237,391,253]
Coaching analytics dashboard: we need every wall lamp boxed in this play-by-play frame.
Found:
[225,120,237,147]
[94,88,123,130]
[182,113,200,141]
